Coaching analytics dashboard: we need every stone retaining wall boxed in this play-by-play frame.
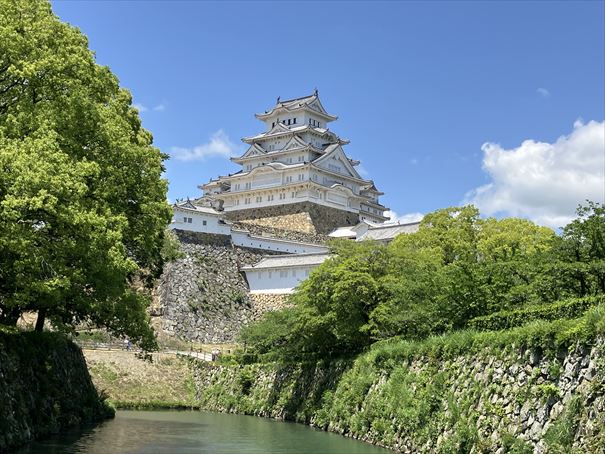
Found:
[192,338,605,453]
[155,242,270,343]
[224,202,359,234]
[249,293,291,320]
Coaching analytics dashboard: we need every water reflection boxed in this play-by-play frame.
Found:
[20,410,388,454]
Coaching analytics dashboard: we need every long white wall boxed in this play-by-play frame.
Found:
[245,266,315,294]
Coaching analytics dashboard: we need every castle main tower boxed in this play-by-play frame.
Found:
[199,91,388,233]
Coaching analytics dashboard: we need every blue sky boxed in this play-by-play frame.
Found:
[52,1,605,228]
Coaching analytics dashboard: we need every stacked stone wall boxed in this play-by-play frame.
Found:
[224,202,359,234]
[192,337,605,453]
[155,241,273,343]
[249,293,291,320]
[233,222,330,245]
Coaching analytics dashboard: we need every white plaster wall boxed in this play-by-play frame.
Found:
[171,210,231,235]
[245,266,316,294]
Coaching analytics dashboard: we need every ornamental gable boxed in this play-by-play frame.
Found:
[241,144,266,158]
[282,136,308,151]
[313,145,362,180]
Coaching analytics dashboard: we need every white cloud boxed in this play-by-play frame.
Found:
[537,87,551,98]
[171,129,239,161]
[465,120,605,228]
[153,104,165,112]
[132,103,148,112]
[385,210,424,225]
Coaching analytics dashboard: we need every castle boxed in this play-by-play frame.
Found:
[197,91,389,234]
[170,92,417,297]
[164,92,418,342]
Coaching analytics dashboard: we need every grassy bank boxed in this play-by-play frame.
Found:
[84,350,198,409]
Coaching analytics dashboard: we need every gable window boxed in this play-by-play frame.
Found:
[272,122,275,127]
[287,119,291,125]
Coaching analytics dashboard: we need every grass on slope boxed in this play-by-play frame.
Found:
[84,350,198,409]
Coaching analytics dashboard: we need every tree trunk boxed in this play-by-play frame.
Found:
[35,308,46,332]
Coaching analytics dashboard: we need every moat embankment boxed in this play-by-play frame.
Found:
[189,313,605,453]
[0,330,113,452]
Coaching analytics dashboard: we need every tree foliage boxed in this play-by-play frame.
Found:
[0,0,172,349]
[240,202,605,362]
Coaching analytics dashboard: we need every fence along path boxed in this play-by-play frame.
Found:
[75,339,219,362]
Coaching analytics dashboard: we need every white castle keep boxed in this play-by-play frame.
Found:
[199,90,389,228]
[172,92,419,294]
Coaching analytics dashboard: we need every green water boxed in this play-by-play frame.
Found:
[19,410,389,453]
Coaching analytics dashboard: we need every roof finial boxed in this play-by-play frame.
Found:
[314,88,318,96]
[277,96,281,104]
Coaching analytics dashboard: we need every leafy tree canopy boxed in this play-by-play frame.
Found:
[240,203,605,362]
[0,0,172,350]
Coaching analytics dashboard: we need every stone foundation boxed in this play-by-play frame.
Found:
[224,202,360,234]
[173,229,231,246]
[249,293,291,320]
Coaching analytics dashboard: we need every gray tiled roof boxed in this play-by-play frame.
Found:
[241,252,330,270]
[357,222,420,241]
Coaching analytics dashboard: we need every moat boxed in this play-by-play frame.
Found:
[19,410,389,453]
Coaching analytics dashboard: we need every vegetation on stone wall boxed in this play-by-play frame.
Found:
[468,295,605,331]
[195,306,605,452]
[240,202,605,362]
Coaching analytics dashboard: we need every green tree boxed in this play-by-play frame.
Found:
[557,201,605,296]
[0,0,171,349]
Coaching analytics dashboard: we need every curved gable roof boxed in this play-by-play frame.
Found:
[312,144,362,180]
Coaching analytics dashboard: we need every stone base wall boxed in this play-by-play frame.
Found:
[192,337,605,453]
[224,202,359,234]
[249,293,291,320]
[156,242,262,343]
[173,229,231,247]
[239,212,316,235]
[233,222,330,245]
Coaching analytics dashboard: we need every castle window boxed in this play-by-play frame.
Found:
[291,192,295,198]
[287,119,291,125]
[280,270,287,278]
[272,122,275,127]
[293,118,296,124]
[202,220,207,226]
